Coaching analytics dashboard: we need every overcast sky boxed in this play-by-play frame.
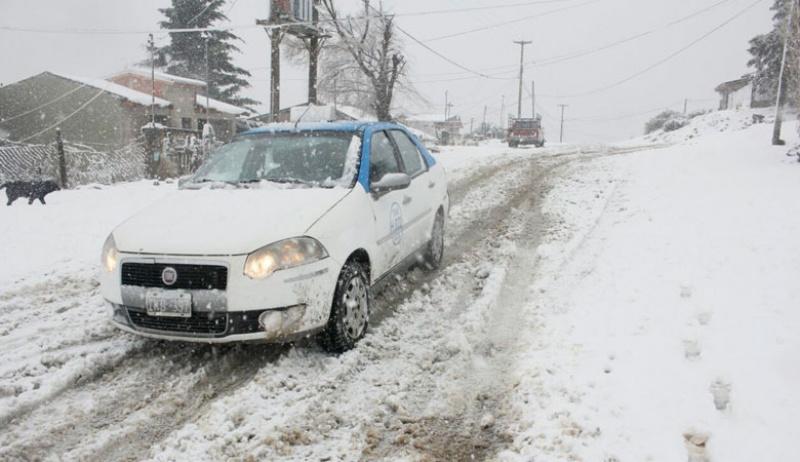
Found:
[0,0,775,142]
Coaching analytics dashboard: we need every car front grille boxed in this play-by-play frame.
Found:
[121,263,228,290]
[127,309,229,335]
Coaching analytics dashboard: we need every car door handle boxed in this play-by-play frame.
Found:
[428,181,436,189]
[403,195,413,205]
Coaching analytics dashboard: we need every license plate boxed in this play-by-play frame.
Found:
[145,290,192,318]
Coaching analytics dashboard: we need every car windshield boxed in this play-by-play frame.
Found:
[189,131,361,188]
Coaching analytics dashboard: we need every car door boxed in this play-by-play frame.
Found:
[367,130,408,277]
[388,129,435,255]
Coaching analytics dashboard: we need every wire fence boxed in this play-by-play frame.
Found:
[0,140,147,186]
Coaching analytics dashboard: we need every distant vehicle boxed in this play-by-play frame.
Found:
[507,117,545,148]
[100,122,449,352]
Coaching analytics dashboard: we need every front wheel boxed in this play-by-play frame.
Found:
[318,262,370,353]
[423,211,445,270]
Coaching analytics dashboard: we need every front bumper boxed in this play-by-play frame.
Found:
[109,303,321,343]
[101,253,341,343]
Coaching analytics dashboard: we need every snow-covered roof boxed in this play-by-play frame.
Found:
[196,95,249,116]
[49,72,171,108]
[117,68,207,87]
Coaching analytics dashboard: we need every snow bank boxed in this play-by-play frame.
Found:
[0,181,175,287]
[505,121,800,460]
[620,107,793,146]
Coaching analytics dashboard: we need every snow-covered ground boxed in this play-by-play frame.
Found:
[1,113,799,461]
[502,119,800,461]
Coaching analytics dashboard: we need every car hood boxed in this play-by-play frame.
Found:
[113,186,351,255]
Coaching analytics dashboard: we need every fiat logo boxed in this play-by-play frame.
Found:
[161,267,178,286]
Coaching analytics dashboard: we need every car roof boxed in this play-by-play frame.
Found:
[241,121,398,136]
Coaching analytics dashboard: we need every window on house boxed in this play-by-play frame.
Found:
[181,118,192,130]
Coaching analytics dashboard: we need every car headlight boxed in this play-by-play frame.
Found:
[101,234,119,273]
[244,237,328,279]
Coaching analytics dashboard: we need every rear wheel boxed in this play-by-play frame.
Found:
[423,211,445,270]
[318,262,370,353]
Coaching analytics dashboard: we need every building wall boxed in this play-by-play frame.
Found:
[110,73,200,130]
[0,73,165,148]
[727,83,754,110]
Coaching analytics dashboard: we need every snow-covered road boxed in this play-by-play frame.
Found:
[0,141,604,461]
[2,118,798,461]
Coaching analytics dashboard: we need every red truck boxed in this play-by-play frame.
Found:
[507,117,545,148]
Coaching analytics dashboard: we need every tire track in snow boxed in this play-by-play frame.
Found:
[0,150,542,462]
[0,145,629,461]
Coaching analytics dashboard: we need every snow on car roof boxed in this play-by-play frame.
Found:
[49,72,171,108]
[242,121,379,135]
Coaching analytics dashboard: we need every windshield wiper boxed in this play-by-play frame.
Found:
[253,178,311,185]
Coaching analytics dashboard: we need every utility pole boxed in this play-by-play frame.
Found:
[531,80,536,118]
[256,12,284,122]
[204,34,210,125]
[482,105,488,135]
[513,40,532,119]
[500,95,505,130]
[148,33,156,128]
[470,117,474,135]
[558,104,568,143]
[683,98,688,115]
[444,90,449,120]
[56,128,67,189]
[772,0,797,145]
[307,0,322,105]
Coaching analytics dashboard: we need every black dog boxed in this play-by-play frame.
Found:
[0,180,61,205]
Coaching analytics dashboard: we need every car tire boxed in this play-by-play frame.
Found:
[318,262,370,353]
[423,211,445,270]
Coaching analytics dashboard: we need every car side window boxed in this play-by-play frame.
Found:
[390,130,425,176]
[370,131,402,183]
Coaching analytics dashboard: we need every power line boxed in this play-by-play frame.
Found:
[18,88,106,142]
[403,0,580,16]
[554,0,766,98]
[406,0,741,81]
[532,0,738,67]
[1,84,89,123]
[424,0,602,43]
[0,0,581,37]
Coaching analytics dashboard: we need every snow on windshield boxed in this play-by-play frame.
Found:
[188,131,360,189]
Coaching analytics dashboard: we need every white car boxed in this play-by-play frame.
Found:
[100,122,449,352]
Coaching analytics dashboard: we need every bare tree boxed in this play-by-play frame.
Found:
[318,0,405,121]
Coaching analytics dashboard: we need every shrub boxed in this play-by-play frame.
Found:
[645,110,684,134]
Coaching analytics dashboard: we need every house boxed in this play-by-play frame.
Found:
[109,68,249,141]
[0,71,171,148]
[715,74,772,110]
[0,69,250,149]
[396,114,463,145]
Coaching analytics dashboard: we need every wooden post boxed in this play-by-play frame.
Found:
[307,1,320,105]
[270,30,282,122]
[56,128,67,188]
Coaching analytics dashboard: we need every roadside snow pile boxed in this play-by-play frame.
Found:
[0,180,175,286]
[502,121,800,461]
[626,108,784,146]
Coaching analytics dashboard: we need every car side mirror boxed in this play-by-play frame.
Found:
[371,173,411,195]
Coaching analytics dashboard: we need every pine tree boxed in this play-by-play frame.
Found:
[155,0,257,108]
[747,0,800,104]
